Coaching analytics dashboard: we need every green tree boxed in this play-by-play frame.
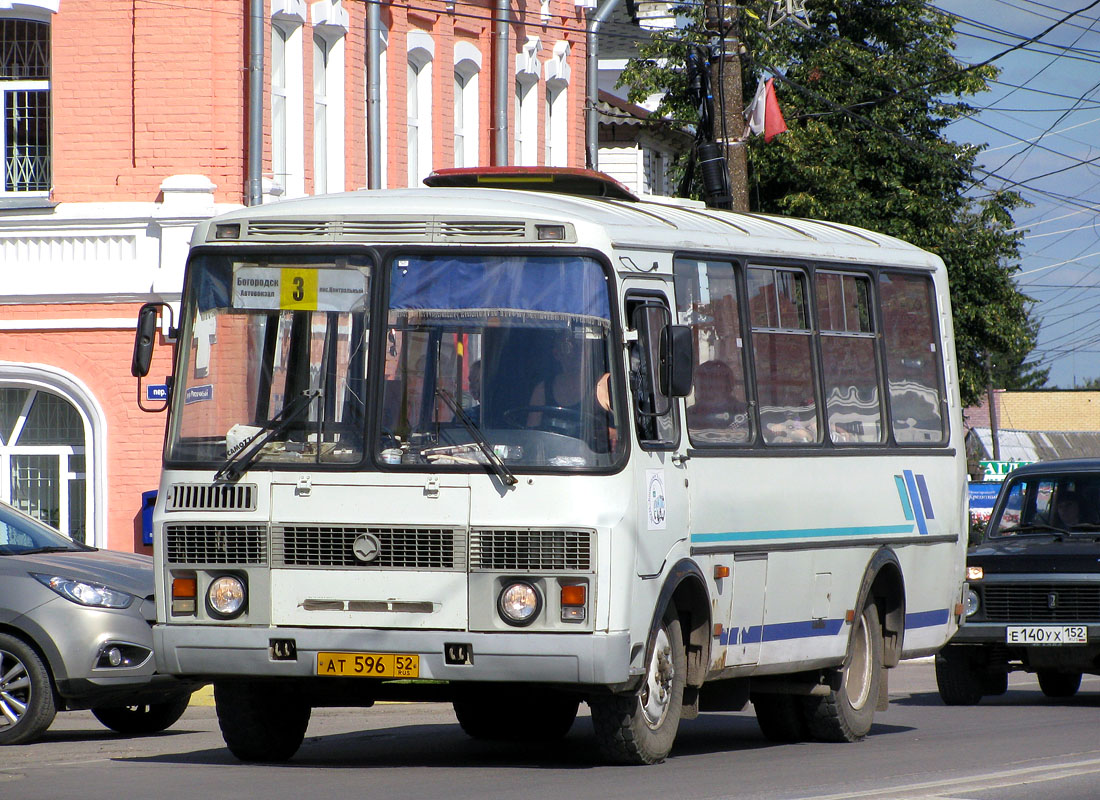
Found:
[618,0,1042,404]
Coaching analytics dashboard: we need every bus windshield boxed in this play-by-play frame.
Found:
[166,251,622,473]
[167,253,371,466]
[379,254,623,470]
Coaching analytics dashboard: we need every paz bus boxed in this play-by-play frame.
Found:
[132,167,967,764]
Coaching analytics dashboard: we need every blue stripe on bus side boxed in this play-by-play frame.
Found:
[895,475,914,520]
[915,472,935,520]
[718,608,950,646]
[691,523,914,544]
[905,608,950,629]
[903,470,928,535]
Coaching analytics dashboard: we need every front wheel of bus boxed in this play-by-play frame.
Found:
[215,681,311,762]
[803,603,883,742]
[589,611,686,765]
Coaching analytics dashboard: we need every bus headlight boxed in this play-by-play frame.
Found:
[206,575,246,619]
[964,588,980,618]
[498,581,541,626]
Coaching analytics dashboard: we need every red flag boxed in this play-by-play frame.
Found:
[744,78,787,143]
[762,78,787,142]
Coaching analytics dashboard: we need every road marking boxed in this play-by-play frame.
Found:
[801,754,1100,799]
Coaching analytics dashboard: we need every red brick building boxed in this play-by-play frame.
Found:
[0,0,601,550]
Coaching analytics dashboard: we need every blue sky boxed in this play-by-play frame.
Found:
[933,1,1100,388]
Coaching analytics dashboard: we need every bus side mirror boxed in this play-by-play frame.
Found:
[132,303,161,378]
[659,324,693,398]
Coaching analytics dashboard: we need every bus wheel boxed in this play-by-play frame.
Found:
[1038,671,1082,698]
[751,692,809,743]
[803,603,883,742]
[590,610,686,764]
[214,681,310,762]
[935,645,984,706]
[453,686,579,741]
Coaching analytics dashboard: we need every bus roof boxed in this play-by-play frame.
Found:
[196,185,942,271]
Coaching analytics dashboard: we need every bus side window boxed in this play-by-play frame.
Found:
[673,258,753,446]
[747,266,821,445]
[879,271,947,444]
[817,271,883,444]
[626,295,678,448]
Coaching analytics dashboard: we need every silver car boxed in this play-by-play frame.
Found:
[0,500,199,744]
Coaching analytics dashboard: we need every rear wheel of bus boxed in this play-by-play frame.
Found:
[802,602,883,742]
[589,609,686,764]
[215,681,311,762]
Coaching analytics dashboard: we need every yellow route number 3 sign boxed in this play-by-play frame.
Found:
[232,265,368,313]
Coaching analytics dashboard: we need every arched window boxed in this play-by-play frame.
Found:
[312,0,348,194]
[514,37,541,165]
[453,43,481,168]
[0,387,88,541]
[407,31,434,187]
[272,1,306,198]
[544,42,570,167]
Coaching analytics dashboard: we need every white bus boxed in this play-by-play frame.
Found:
[133,167,967,764]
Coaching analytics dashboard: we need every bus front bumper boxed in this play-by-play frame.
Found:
[153,624,633,686]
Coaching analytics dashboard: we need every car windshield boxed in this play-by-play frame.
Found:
[0,503,88,555]
[378,254,623,470]
[166,253,371,466]
[988,473,1100,538]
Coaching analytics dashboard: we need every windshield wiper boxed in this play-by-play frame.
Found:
[9,545,80,555]
[215,389,322,482]
[1000,523,1070,539]
[435,387,517,486]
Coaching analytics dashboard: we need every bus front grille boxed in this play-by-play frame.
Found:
[164,483,257,512]
[165,524,268,565]
[272,526,465,570]
[983,584,1100,623]
[470,529,594,572]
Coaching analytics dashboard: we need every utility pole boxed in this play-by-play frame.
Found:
[704,0,749,211]
[986,352,1001,461]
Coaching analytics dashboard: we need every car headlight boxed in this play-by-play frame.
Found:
[965,588,980,618]
[498,580,541,626]
[206,575,247,619]
[32,573,135,608]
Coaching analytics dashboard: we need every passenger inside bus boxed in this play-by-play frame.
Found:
[686,359,749,442]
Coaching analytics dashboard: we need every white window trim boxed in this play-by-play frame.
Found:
[0,10,52,198]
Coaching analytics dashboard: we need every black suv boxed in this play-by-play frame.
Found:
[937,459,1100,704]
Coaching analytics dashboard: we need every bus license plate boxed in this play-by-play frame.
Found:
[1006,626,1087,645]
[316,652,420,678]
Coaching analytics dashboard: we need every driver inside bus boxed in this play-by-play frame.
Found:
[528,334,617,452]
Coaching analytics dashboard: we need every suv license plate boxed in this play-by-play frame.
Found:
[317,652,420,677]
[1006,626,1087,645]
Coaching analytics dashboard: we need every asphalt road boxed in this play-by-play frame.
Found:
[4,660,1099,800]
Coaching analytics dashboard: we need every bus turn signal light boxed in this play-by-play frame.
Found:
[172,575,197,616]
[560,584,586,622]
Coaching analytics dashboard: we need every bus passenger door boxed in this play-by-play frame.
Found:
[624,289,689,578]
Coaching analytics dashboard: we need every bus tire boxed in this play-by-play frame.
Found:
[751,692,809,743]
[803,603,883,742]
[453,686,579,741]
[935,645,984,706]
[589,611,686,764]
[214,681,310,762]
[1038,671,1081,698]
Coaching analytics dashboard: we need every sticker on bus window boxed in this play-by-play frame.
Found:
[232,266,367,312]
